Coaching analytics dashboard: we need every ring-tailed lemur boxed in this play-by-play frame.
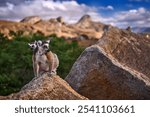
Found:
[28,38,59,77]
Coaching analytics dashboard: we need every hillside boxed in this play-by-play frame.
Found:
[0,15,106,47]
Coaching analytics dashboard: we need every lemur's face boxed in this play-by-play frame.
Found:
[28,41,37,51]
[28,39,51,55]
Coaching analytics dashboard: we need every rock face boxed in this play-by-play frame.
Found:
[20,16,41,24]
[0,74,87,100]
[98,27,150,78]
[66,27,150,100]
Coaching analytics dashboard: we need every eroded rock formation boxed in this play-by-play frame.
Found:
[20,16,42,24]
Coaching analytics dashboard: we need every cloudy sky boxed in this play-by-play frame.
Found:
[0,0,149,28]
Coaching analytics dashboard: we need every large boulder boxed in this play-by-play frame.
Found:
[0,74,87,100]
[66,27,150,100]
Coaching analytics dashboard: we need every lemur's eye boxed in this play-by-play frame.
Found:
[43,44,49,50]
[43,45,48,49]
[31,44,36,48]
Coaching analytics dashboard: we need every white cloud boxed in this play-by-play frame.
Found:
[100,7,150,28]
[0,0,101,23]
[107,5,114,10]
[98,5,114,10]
[6,2,14,10]
[0,0,149,28]
[115,7,150,27]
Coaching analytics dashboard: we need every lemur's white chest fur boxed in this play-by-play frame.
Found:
[35,53,49,71]
[36,53,47,64]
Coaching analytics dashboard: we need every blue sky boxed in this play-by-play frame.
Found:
[77,0,150,15]
[77,0,150,9]
[0,0,149,28]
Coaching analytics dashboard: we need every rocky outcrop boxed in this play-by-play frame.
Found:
[76,15,105,32]
[0,74,87,100]
[56,16,64,23]
[66,27,150,100]
[126,26,131,32]
[76,15,92,28]
[20,16,41,24]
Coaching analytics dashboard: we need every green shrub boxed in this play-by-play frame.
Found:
[0,33,84,95]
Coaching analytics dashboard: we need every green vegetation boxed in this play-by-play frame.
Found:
[0,33,84,95]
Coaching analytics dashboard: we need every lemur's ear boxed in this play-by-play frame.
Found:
[46,37,52,43]
[28,43,32,47]
[28,42,37,50]
[28,43,34,50]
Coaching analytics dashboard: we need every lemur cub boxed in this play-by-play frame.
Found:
[28,38,59,77]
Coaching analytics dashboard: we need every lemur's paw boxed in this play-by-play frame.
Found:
[47,71,56,77]
[51,71,57,74]
[47,72,52,77]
